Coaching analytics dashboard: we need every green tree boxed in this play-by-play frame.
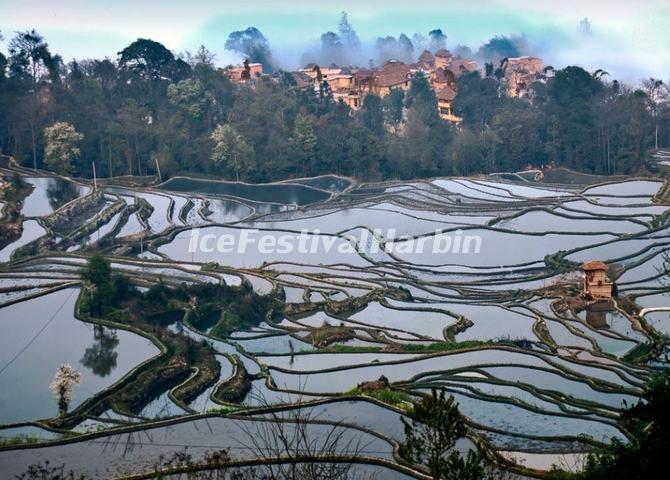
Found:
[345,122,383,180]
[43,122,83,175]
[359,94,384,136]
[395,73,452,177]
[453,71,505,130]
[241,58,251,80]
[117,38,190,114]
[81,254,115,316]
[549,372,670,480]
[448,128,486,175]
[543,66,604,170]
[116,99,150,176]
[477,35,526,61]
[227,78,296,180]
[7,30,59,84]
[405,72,439,120]
[210,124,255,181]
[225,27,276,71]
[383,88,405,126]
[291,114,318,176]
[183,44,216,68]
[338,11,361,49]
[167,78,210,119]
[320,32,344,65]
[490,100,540,171]
[7,30,60,169]
[0,51,7,81]
[117,38,182,82]
[389,108,433,178]
[401,388,488,480]
[429,29,448,52]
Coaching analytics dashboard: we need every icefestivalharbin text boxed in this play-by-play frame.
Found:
[188,228,482,255]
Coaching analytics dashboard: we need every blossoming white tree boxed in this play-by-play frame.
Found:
[49,364,82,416]
[210,124,255,181]
[43,122,83,175]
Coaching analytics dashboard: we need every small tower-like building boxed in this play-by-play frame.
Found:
[582,261,613,299]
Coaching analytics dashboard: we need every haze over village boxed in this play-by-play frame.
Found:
[2,0,669,81]
[221,22,546,126]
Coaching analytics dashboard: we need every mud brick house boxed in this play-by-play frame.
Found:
[224,62,263,82]
[371,61,411,97]
[582,260,613,299]
[504,56,545,97]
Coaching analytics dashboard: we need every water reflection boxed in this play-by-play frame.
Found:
[80,326,119,377]
[161,177,330,205]
[205,198,253,223]
[21,177,89,217]
[47,180,80,212]
[585,301,613,329]
[0,288,159,424]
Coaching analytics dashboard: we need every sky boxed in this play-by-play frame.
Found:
[1,0,669,82]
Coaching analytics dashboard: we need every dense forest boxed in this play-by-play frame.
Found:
[0,29,668,182]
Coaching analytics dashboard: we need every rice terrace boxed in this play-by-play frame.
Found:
[2,155,670,478]
[1,1,670,479]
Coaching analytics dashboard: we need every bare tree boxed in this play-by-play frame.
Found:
[233,389,372,480]
[235,412,368,479]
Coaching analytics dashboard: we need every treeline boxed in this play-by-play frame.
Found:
[0,30,668,182]
[454,67,669,175]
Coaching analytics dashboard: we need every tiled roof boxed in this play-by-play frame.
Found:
[433,67,456,85]
[354,69,376,81]
[292,71,313,88]
[448,58,478,76]
[582,261,608,271]
[375,62,410,87]
[418,50,435,68]
[435,84,457,102]
[435,48,452,58]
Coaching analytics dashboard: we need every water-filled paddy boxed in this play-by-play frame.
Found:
[160,177,331,205]
[204,197,253,223]
[20,177,90,217]
[105,187,172,233]
[0,288,159,424]
[0,219,46,262]
[421,389,626,443]
[0,415,394,478]
[158,225,372,268]
[1,170,667,477]
[389,228,616,267]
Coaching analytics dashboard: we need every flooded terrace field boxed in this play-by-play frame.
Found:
[1,167,669,479]
[160,176,333,206]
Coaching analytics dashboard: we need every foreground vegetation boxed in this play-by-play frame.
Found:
[548,370,670,480]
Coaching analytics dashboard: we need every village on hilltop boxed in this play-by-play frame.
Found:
[224,50,547,124]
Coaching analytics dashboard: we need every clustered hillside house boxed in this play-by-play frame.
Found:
[224,61,263,82]
[502,56,545,98]
[294,49,479,125]
[225,49,545,125]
